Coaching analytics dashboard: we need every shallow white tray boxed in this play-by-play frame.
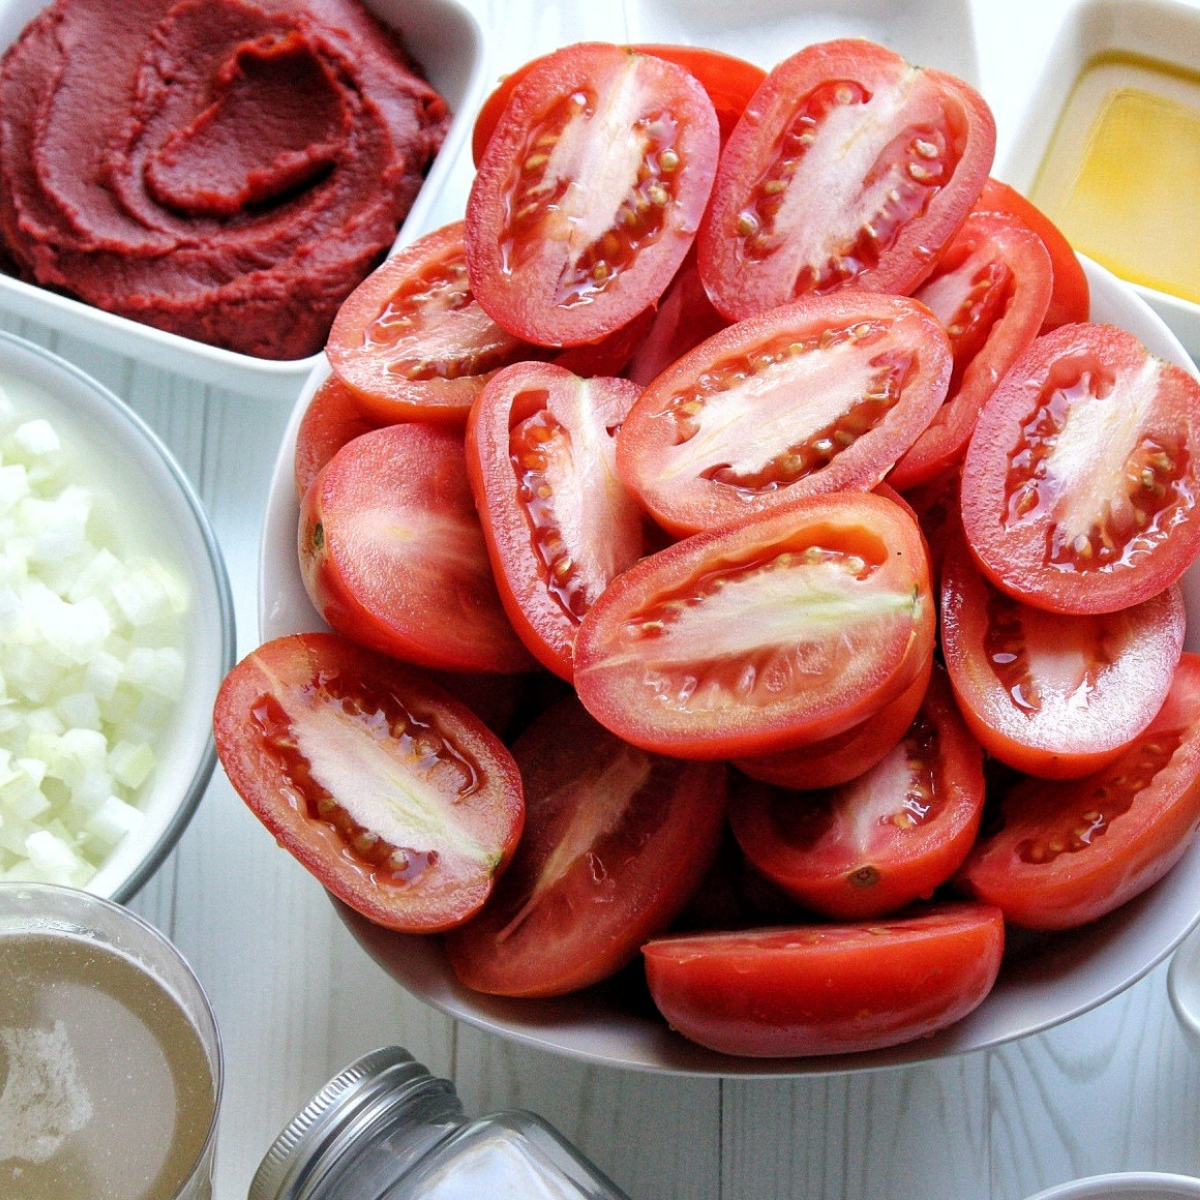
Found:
[0,0,486,398]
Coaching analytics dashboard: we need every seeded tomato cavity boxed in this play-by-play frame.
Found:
[572,491,935,760]
[465,42,720,347]
[960,322,1200,614]
[697,38,996,322]
[213,633,526,933]
[615,290,951,536]
[955,653,1200,930]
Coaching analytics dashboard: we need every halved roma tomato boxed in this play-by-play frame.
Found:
[294,373,382,502]
[960,322,1200,614]
[955,653,1200,930]
[466,361,647,680]
[471,44,765,164]
[466,42,720,347]
[298,422,535,674]
[975,177,1090,332]
[573,491,935,759]
[213,633,525,933]
[887,211,1052,490]
[729,665,985,919]
[941,522,1186,778]
[642,901,1005,1057]
[697,39,995,321]
[443,696,727,997]
[615,291,952,536]
[325,221,543,427]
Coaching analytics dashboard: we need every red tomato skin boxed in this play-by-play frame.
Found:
[729,665,985,919]
[887,211,1052,490]
[697,39,996,322]
[960,322,1200,615]
[465,362,647,680]
[298,422,535,674]
[213,633,525,934]
[642,902,1005,1057]
[975,177,1090,331]
[733,643,932,790]
[940,523,1186,779]
[615,290,952,537]
[573,491,935,760]
[466,43,720,347]
[444,697,727,998]
[955,653,1200,930]
[471,44,765,165]
[326,221,544,427]
[294,374,382,502]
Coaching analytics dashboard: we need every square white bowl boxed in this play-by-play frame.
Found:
[996,0,1200,362]
[621,0,980,84]
[0,331,236,902]
[0,0,487,399]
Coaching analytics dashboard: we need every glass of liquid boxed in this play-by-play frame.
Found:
[0,881,222,1200]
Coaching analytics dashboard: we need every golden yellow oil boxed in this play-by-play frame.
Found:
[1029,51,1200,304]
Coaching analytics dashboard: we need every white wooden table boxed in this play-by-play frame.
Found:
[5,1,1200,1196]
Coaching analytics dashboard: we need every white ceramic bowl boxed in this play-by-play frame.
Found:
[1021,1173,1200,1200]
[0,331,235,903]
[0,0,486,398]
[258,258,1200,1076]
[1168,922,1200,1055]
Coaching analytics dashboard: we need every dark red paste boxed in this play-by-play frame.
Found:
[0,0,449,359]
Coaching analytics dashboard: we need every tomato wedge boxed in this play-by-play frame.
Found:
[294,374,382,502]
[697,39,995,321]
[615,291,952,536]
[325,221,544,427]
[466,42,720,347]
[444,696,727,997]
[298,422,535,674]
[573,491,935,759]
[729,666,985,919]
[465,361,647,680]
[642,902,1005,1057]
[213,633,525,933]
[975,177,1090,332]
[471,44,765,164]
[941,523,1186,778]
[960,322,1200,614]
[955,653,1200,930]
[887,210,1052,490]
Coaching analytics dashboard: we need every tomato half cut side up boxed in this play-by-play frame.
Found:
[960,322,1200,614]
[573,491,935,760]
[443,696,727,998]
[213,633,525,933]
[887,211,1052,491]
[954,653,1200,930]
[615,291,952,536]
[294,374,383,502]
[975,177,1090,332]
[470,44,765,165]
[466,42,721,347]
[729,665,985,919]
[642,902,1005,1057]
[298,422,536,674]
[325,221,544,427]
[697,39,996,322]
[466,361,647,680]
[941,521,1185,779]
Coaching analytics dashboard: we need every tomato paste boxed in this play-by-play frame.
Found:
[0,0,449,359]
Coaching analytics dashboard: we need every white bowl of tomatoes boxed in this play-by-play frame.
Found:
[230,36,1200,1074]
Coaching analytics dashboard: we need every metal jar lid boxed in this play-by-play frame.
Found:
[249,1046,465,1200]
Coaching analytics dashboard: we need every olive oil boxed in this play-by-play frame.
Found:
[1029,52,1200,304]
[0,931,216,1200]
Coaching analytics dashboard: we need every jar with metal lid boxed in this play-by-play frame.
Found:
[249,1046,633,1200]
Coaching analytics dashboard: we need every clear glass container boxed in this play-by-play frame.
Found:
[249,1046,632,1200]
